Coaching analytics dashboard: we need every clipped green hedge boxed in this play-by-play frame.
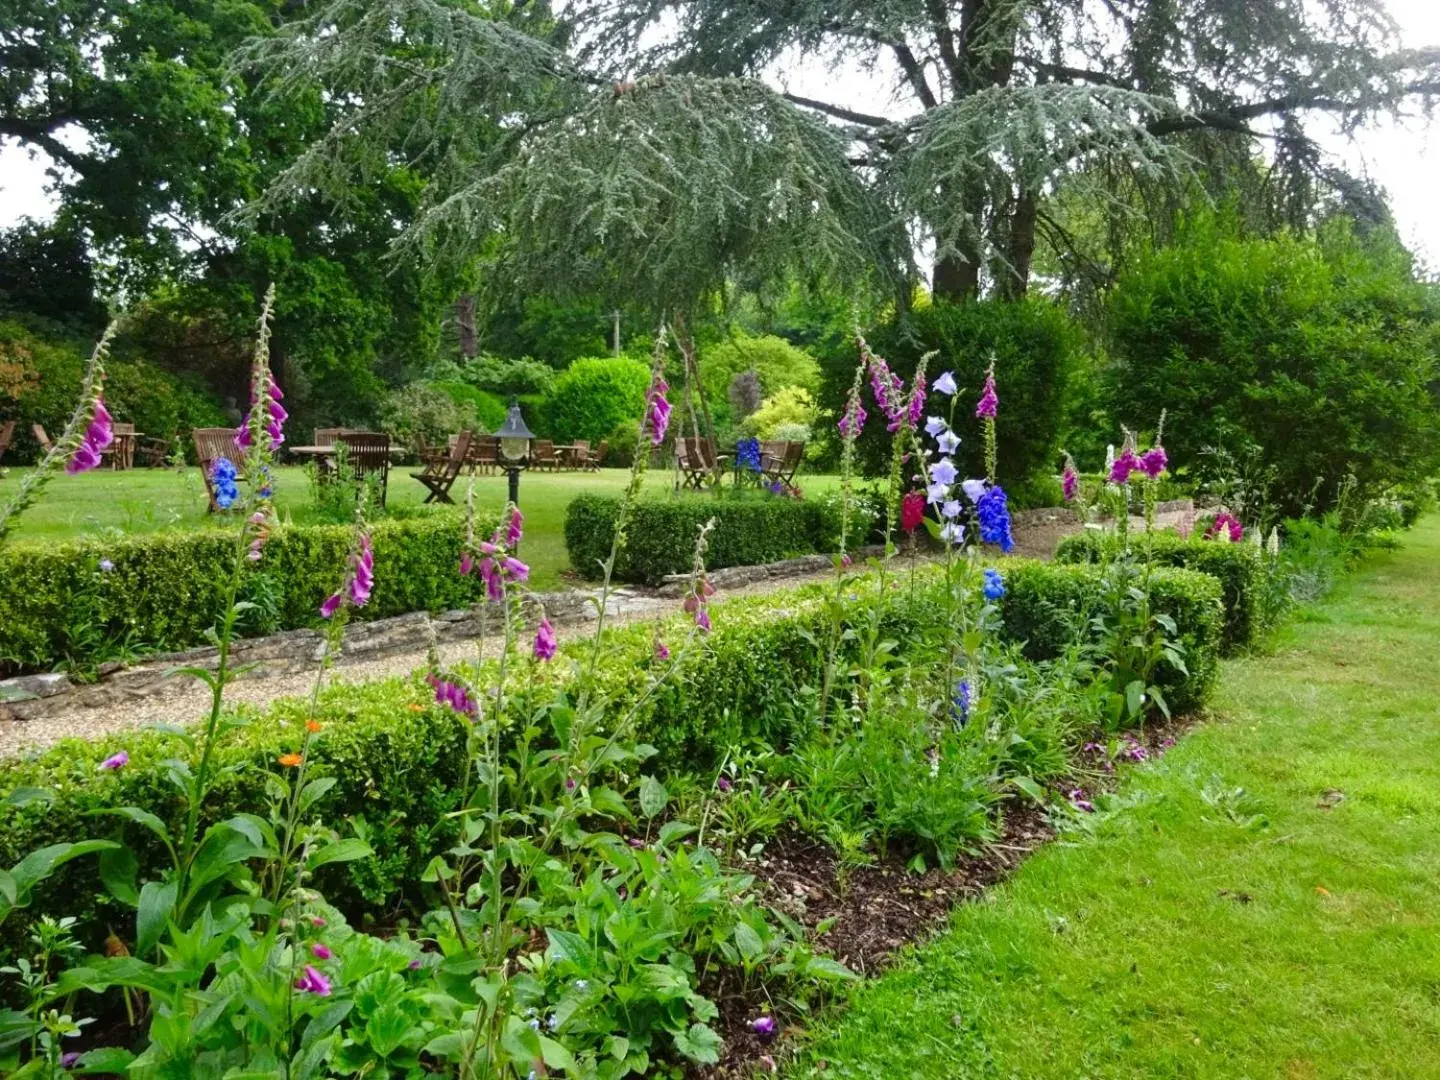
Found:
[0,559,1223,964]
[565,493,835,584]
[1054,531,1263,653]
[0,512,496,675]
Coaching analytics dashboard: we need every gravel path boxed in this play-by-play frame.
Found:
[1,506,1184,760]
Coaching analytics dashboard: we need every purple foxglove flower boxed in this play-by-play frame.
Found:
[929,458,957,486]
[311,942,333,960]
[479,558,504,602]
[932,371,958,396]
[751,1015,777,1038]
[975,370,998,418]
[961,478,986,503]
[348,534,374,607]
[1109,449,1141,484]
[654,639,670,661]
[65,439,102,475]
[502,556,529,583]
[100,750,129,771]
[924,416,946,437]
[837,397,867,439]
[294,965,332,996]
[319,593,343,619]
[647,377,672,446]
[533,617,557,661]
[459,552,474,576]
[86,398,114,450]
[505,508,523,547]
[1068,788,1096,814]
[695,607,712,633]
[1139,446,1167,479]
[1062,465,1079,502]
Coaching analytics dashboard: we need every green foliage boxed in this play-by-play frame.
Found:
[429,381,508,432]
[455,354,557,397]
[0,320,227,464]
[0,558,1225,966]
[1106,219,1440,516]
[376,383,481,451]
[1056,531,1267,652]
[564,493,836,584]
[701,332,820,404]
[746,387,818,439]
[540,357,652,443]
[0,513,495,676]
[822,298,1081,484]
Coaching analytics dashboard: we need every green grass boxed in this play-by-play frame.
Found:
[797,518,1440,1078]
[0,465,845,591]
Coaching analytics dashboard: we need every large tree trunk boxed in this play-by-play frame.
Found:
[995,190,1038,301]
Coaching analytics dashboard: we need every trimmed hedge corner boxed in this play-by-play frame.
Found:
[0,559,1222,963]
[1054,531,1263,653]
[565,493,846,584]
[0,511,497,676]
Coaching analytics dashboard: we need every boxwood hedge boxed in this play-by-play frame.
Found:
[1054,531,1264,653]
[0,559,1222,964]
[0,511,496,676]
[565,493,838,584]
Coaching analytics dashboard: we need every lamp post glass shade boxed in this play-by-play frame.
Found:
[496,398,534,464]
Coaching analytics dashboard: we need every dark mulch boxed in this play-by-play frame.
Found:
[695,711,1199,1077]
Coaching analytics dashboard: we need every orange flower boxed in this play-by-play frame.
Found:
[278,752,304,767]
[407,702,424,713]
[306,720,323,734]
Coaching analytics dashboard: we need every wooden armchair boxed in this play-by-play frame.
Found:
[531,439,558,472]
[570,439,591,471]
[0,420,14,465]
[412,430,473,504]
[338,432,392,508]
[467,435,499,475]
[675,437,724,490]
[586,439,607,471]
[193,427,245,511]
[760,440,804,494]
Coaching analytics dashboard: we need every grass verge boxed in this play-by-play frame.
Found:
[795,517,1440,1078]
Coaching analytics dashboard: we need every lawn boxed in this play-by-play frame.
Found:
[796,518,1440,1078]
[0,464,843,591]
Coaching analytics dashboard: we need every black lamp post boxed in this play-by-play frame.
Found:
[495,397,535,512]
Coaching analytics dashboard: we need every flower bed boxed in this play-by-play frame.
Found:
[1053,530,1267,652]
[0,512,496,676]
[0,560,1222,966]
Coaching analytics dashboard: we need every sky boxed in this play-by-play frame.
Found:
[3,0,1439,264]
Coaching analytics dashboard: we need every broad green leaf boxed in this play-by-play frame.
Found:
[72,1047,136,1074]
[638,775,668,819]
[804,955,859,981]
[306,838,372,871]
[136,880,177,956]
[672,1022,722,1064]
[92,806,172,846]
[98,845,140,907]
[3,787,54,808]
[1010,776,1046,805]
[733,922,764,962]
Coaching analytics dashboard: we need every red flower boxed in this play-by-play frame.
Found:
[900,490,926,533]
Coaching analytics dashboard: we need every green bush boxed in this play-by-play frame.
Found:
[565,493,842,584]
[700,332,821,403]
[0,559,1222,963]
[377,383,482,451]
[429,380,508,432]
[818,297,1081,486]
[0,512,496,676]
[0,319,228,463]
[457,354,557,397]
[540,357,651,443]
[1106,218,1440,517]
[1054,531,1264,653]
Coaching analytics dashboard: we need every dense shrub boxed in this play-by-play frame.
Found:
[377,382,483,450]
[0,319,228,463]
[1106,219,1440,516]
[1054,531,1265,652]
[565,493,841,583]
[0,512,496,675]
[0,559,1222,962]
[541,356,651,443]
[700,332,820,403]
[457,354,557,397]
[819,297,1081,485]
[746,386,818,439]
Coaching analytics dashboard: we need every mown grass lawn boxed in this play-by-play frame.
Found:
[797,518,1440,1078]
[0,464,844,591]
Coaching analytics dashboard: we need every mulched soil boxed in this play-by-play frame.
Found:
[696,710,1198,1077]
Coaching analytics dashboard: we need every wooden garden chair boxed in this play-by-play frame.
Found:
[675,437,724,490]
[412,430,472,504]
[193,427,245,512]
[531,439,558,472]
[760,440,804,493]
[0,420,15,464]
[586,439,607,472]
[32,423,53,455]
[469,435,499,475]
[338,431,392,508]
[110,422,136,470]
[137,434,171,468]
[570,439,591,471]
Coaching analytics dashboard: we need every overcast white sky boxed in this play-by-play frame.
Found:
[3,0,1439,264]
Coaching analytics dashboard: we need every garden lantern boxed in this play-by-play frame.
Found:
[495,397,535,511]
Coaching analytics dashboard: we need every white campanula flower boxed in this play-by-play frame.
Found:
[929,457,958,486]
[941,499,962,519]
[936,430,960,455]
[962,478,986,503]
[925,415,947,437]
[932,371,958,396]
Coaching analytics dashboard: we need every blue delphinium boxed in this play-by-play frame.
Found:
[952,679,972,726]
[982,567,1005,601]
[736,437,762,472]
[212,456,240,510]
[975,485,1014,553]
